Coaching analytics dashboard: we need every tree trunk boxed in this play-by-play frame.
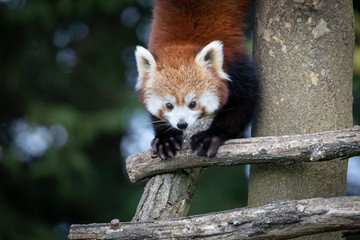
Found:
[248,1,354,240]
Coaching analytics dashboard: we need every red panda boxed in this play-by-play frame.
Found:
[135,0,258,159]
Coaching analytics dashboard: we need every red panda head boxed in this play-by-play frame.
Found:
[135,41,229,130]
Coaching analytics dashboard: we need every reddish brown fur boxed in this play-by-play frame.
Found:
[148,0,251,64]
[150,45,228,108]
[138,0,252,112]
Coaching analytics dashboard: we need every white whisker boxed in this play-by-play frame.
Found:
[164,126,176,133]
[147,119,169,126]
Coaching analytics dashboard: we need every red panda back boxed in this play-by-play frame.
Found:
[148,0,252,63]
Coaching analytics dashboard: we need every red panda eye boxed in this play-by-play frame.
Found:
[188,101,196,109]
[166,103,173,110]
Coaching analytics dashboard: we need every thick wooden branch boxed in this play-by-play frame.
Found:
[131,168,205,222]
[69,196,360,240]
[126,126,360,183]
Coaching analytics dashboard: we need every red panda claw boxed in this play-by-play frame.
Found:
[206,136,221,157]
[191,132,226,157]
[169,137,181,150]
[150,132,182,160]
[157,144,166,160]
[151,138,160,152]
[194,143,204,156]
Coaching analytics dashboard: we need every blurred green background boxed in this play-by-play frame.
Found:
[0,1,359,239]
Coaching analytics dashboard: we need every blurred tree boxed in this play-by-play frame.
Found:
[0,0,149,239]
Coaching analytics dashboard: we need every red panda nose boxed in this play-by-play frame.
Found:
[177,120,188,130]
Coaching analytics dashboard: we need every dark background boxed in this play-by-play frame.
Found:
[0,1,359,239]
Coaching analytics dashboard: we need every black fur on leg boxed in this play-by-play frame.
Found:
[150,115,183,160]
[191,130,226,157]
[191,55,259,157]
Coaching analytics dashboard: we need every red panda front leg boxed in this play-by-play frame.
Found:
[190,104,251,157]
[150,115,183,160]
[190,110,242,157]
[191,55,258,157]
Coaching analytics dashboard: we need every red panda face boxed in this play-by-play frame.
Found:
[145,91,219,130]
[135,41,229,130]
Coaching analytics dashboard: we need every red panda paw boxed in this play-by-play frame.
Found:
[151,132,183,160]
[190,131,227,157]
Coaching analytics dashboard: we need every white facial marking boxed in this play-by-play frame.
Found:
[198,91,220,114]
[145,92,217,130]
[145,94,178,120]
[145,94,163,116]
[184,92,196,105]
[164,94,176,104]
[164,106,202,130]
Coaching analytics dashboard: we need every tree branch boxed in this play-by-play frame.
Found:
[126,126,360,183]
[69,196,360,240]
[131,168,205,222]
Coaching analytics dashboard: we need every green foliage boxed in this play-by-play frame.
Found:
[0,0,145,239]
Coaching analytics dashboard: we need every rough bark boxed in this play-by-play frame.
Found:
[126,126,360,183]
[131,168,205,221]
[69,196,360,240]
[131,116,212,221]
[249,1,355,240]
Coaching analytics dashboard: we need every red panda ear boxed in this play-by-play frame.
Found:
[135,46,157,90]
[195,40,230,81]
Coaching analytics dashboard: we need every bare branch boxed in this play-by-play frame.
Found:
[131,168,205,222]
[126,126,360,183]
[69,196,360,240]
